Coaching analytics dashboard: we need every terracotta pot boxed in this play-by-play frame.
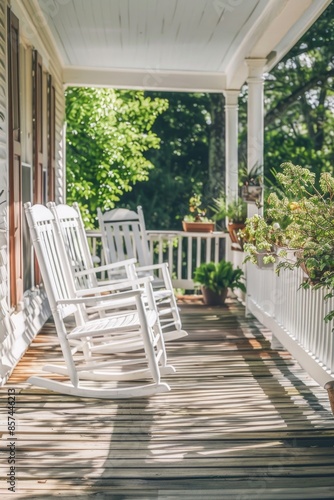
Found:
[324,381,334,415]
[295,249,321,285]
[227,222,245,251]
[201,286,228,306]
[295,250,309,275]
[182,221,215,233]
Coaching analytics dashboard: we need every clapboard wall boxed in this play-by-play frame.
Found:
[0,0,66,385]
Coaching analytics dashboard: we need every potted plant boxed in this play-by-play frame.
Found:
[182,194,215,232]
[193,259,246,305]
[241,164,263,204]
[211,196,247,250]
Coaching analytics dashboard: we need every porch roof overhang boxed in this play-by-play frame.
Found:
[31,0,331,92]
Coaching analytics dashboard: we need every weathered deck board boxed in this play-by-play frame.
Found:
[1,299,334,499]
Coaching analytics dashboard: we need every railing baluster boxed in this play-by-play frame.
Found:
[168,235,174,277]
[214,236,219,263]
[205,238,211,263]
[196,237,201,268]
[157,235,163,273]
[187,236,193,282]
[177,235,182,283]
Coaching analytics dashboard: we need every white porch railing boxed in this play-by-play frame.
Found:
[246,260,334,387]
[86,229,227,291]
[146,230,227,289]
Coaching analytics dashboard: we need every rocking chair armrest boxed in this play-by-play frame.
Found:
[75,276,154,296]
[75,258,137,277]
[57,289,143,305]
[137,263,173,287]
[94,277,132,286]
[137,262,169,272]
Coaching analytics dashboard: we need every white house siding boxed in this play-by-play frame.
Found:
[0,0,65,385]
[0,0,12,383]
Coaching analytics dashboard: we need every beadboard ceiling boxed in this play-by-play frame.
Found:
[35,0,331,91]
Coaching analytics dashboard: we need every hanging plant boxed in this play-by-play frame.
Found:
[241,164,263,204]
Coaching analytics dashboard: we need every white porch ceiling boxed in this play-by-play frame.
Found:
[35,0,331,91]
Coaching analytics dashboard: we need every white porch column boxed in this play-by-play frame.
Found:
[223,90,239,205]
[246,59,266,217]
[223,90,240,269]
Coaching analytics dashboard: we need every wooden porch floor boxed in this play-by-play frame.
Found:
[1,299,334,499]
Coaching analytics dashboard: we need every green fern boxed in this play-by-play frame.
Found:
[194,260,246,294]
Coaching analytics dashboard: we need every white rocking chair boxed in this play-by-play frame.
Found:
[24,202,173,399]
[97,206,187,341]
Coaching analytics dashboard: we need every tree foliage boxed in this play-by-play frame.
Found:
[239,2,334,182]
[121,92,213,230]
[207,93,225,205]
[66,87,168,226]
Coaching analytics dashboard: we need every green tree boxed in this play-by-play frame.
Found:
[207,93,225,205]
[66,87,168,226]
[121,92,213,230]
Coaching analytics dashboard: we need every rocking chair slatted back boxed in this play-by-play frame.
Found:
[97,206,152,269]
[50,202,100,290]
[24,203,81,321]
[49,202,140,291]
